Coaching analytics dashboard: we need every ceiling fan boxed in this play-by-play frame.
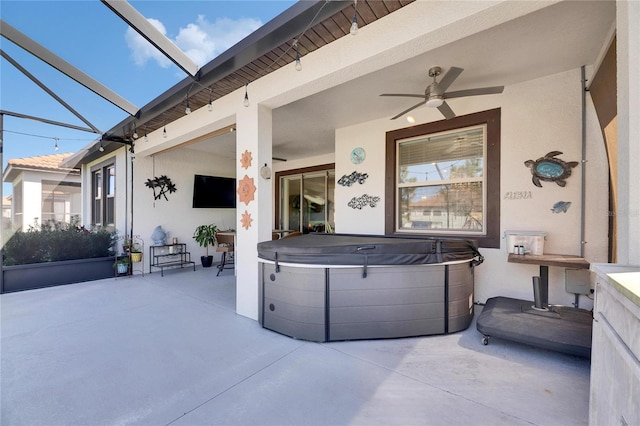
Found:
[380,66,504,120]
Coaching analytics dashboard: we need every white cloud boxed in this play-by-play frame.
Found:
[126,15,263,69]
[125,18,172,68]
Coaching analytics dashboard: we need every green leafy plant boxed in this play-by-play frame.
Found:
[192,224,219,257]
[113,256,131,267]
[2,217,117,266]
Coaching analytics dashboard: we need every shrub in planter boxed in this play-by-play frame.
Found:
[2,217,117,266]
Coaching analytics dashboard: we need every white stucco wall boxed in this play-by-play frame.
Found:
[334,68,609,308]
[21,177,41,229]
[272,153,335,175]
[132,147,236,272]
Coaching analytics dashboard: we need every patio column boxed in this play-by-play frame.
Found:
[617,0,640,264]
[235,103,273,320]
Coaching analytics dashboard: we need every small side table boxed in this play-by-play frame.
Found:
[508,253,589,309]
[476,253,593,357]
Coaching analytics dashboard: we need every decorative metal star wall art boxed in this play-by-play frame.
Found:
[240,150,253,169]
[241,210,253,229]
[237,174,256,206]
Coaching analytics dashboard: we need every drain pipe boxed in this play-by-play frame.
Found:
[575,65,588,309]
[130,144,135,245]
[580,65,587,258]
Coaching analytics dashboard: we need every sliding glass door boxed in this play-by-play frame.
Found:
[279,169,334,233]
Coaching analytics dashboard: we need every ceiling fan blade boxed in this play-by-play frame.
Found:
[380,93,427,99]
[437,101,456,120]
[437,67,464,92]
[445,86,504,99]
[390,101,425,120]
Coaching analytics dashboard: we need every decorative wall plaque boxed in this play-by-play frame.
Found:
[240,150,253,169]
[241,210,253,230]
[348,194,380,209]
[551,201,572,213]
[350,147,366,164]
[145,175,177,201]
[524,151,578,187]
[338,171,369,187]
[237,175,256,206]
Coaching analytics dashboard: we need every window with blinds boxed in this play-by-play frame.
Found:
[397,125,486,233]
[385,108,501,248]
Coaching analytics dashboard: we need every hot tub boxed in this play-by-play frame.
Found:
[257,234,483,342]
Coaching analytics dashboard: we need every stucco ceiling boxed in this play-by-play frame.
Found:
[187,1,615,161]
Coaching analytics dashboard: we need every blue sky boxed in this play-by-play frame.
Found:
[1,0,296,195]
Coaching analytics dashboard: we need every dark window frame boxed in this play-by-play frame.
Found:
[385,108,501,248]
[90,158,116,228]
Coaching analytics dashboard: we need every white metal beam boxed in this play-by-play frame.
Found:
[0,19,138,116]
[101,0,200,78]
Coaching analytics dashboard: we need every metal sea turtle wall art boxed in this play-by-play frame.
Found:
[524,151,579,187]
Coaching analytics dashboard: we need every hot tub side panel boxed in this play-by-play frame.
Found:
[328,265,446,341]
[446,263,475,333]
[261,263,326,342]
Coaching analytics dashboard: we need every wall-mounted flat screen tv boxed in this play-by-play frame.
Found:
[192,174,236,208]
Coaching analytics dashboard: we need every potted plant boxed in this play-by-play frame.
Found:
[114,256,131,274]
[122,238,132,254]
[193,224,219,267]
[130,243,142,263]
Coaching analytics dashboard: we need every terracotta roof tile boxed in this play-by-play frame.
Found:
[7,153,79,174]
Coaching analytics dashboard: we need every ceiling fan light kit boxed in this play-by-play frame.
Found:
[381,66,504,120]
[426,96,444,108]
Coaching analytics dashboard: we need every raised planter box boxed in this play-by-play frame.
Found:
[1,256,115,293]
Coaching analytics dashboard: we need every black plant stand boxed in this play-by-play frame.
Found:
[149,243,195,276]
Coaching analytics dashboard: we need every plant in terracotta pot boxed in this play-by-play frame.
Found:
[122,237,132,254]
[193,224,219,267]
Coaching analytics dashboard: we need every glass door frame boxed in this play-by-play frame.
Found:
[274,163,335,233]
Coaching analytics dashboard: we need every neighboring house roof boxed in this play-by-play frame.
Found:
[3,153,79,182]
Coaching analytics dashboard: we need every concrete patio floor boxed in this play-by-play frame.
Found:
[1,267,590,425]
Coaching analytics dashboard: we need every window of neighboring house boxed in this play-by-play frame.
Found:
[41,181,81,224]
[275,164,335,234]
[13,182,23,230]
[91,162,115,227]
[385,109,501,248]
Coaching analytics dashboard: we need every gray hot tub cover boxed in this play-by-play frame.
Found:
[257,233,483,268]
